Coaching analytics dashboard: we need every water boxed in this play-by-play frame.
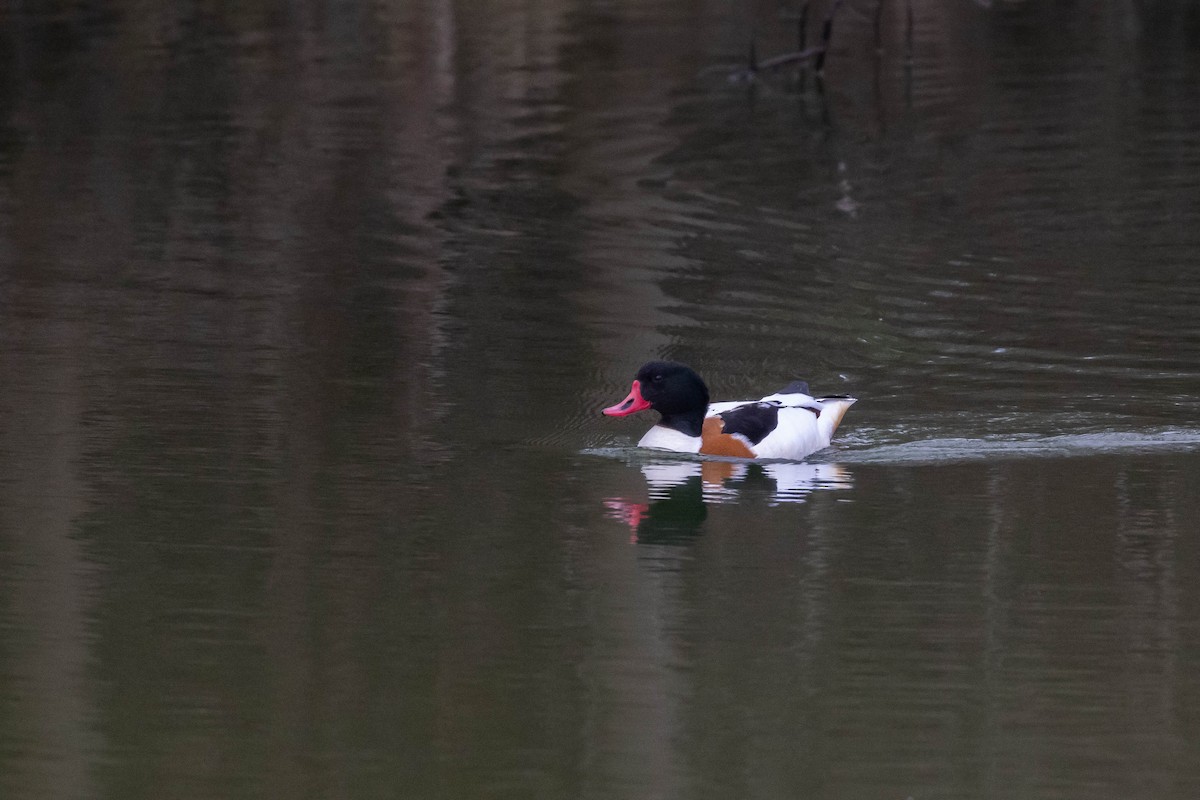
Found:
[1,1,1199,798]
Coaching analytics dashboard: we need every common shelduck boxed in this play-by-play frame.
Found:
[603,361,856,461]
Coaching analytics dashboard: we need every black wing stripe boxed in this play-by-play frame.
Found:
[716,402,780,446]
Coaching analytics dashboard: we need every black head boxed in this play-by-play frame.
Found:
[603,361,711,436]
[632,361,710,417]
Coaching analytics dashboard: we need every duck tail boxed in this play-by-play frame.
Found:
[815,396,857,442]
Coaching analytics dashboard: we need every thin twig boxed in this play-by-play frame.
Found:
[874,0,885,52]
[757,46,826,72]
[814,0,844,73]
[905,0,914,63]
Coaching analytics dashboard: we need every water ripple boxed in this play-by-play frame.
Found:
[822,429,1200,465]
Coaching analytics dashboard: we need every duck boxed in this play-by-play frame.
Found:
[602,360,856,461]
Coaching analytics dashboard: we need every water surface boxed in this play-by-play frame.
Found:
[1,1,1199,798]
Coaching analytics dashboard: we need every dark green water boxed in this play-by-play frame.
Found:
[2,2,1199,798]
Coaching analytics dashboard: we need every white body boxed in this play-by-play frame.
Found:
[638,424,702,453]
[638,390,856,461]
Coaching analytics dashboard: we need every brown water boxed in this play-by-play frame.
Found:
[2,2,1199,798]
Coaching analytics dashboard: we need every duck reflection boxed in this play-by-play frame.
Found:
[605,459,852,543]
